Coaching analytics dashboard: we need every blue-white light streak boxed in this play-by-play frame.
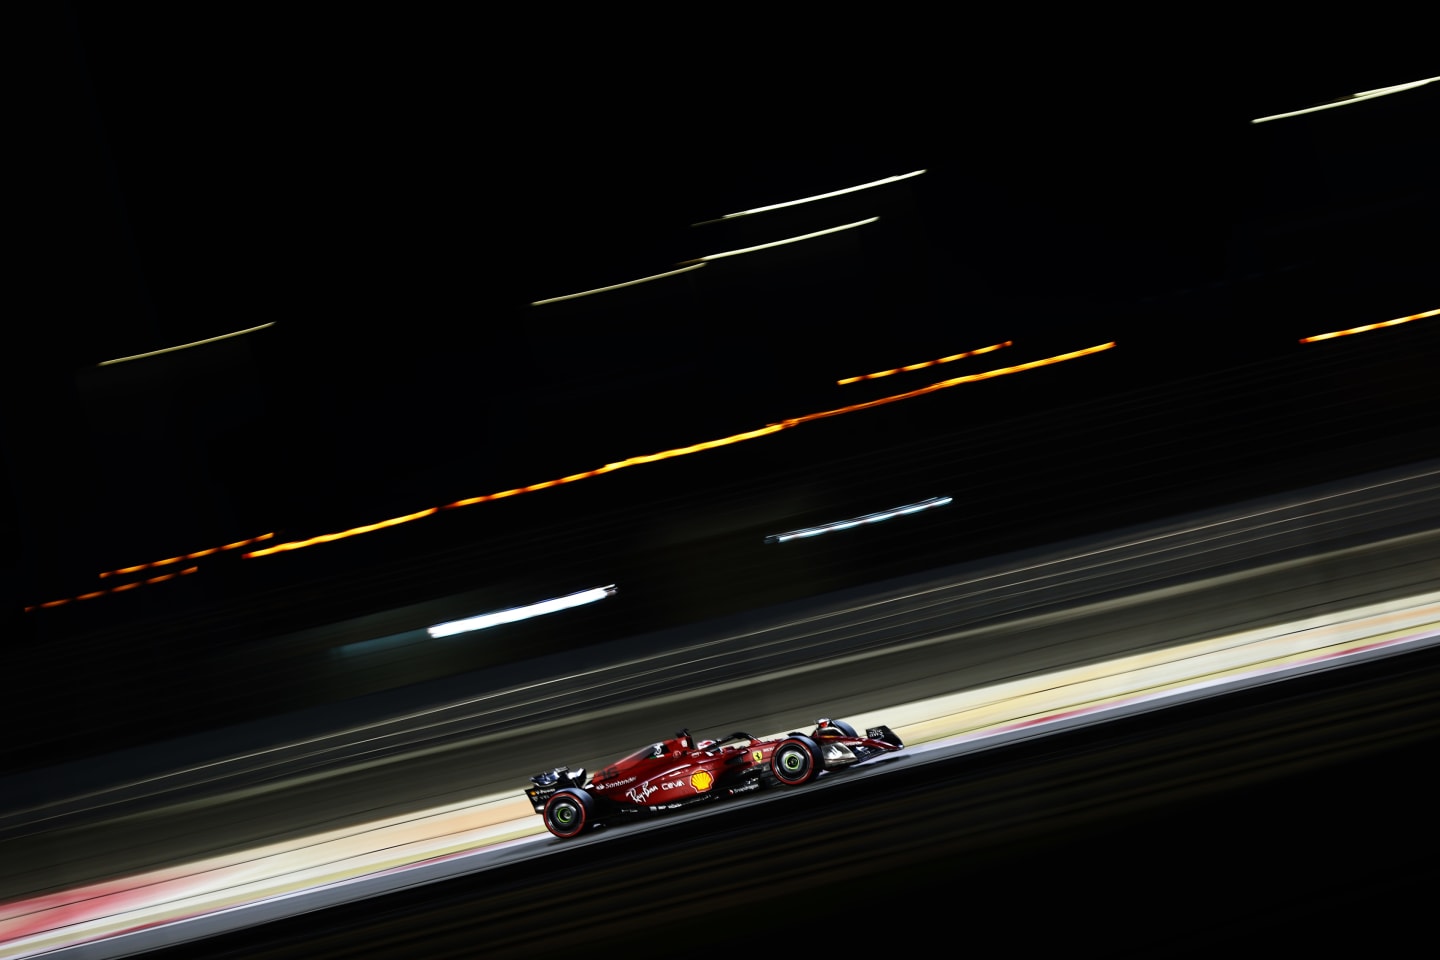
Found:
[765,497,952,544]
[427,585,617,638]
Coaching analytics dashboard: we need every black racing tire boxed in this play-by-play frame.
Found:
[544,788,596,839]
[771,735,821,786]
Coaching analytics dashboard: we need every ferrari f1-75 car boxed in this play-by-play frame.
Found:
[525,718,904,838]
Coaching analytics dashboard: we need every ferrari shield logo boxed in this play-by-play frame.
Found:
[753,749,763,762]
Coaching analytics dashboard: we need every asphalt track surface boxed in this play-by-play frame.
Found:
[145,641,1440,959]
[4,463,1439,954]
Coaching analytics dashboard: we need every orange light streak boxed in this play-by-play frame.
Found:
[1300,307,1438,343]
[837,341,1014,385]
[242,344,1115,559]
[98,533,274,578]
[24,567,199,612]
[794,343,1115,424]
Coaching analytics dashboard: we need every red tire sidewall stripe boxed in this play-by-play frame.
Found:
[774,741,814,785]
[545,791,588,837]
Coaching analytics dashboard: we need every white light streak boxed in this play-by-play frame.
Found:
[765,496,952,544]
[426,585,617,638]
[683,218,879,265]
[694,170,926,225]
[530,264,705,306]
[1250,77,1437,123]
[98,323,276,366]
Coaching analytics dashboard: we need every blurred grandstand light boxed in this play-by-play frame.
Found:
[694,170,926,225]
[1250,77,1437,123]
[98,323,275,366]
[680,217,879,265]
[530,264,706,306]
[838,341,1014,385]
[765,496,952,544]
[426,585,618,639]
[1300,307,1438,343]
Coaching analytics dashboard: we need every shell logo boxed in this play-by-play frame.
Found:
[690,770,714,792]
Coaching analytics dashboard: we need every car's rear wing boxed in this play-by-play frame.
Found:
[524,766,587,814]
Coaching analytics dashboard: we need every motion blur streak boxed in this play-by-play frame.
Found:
[1300,306,1439,343]
[765,496,952,543]
[836,341,1013,384]
[1,466,1432,951]
[693,170,926,224]
[440,425,785,508]
[426,585,617,638]
[782,342,1116,425]
[23,566,200,612]
[1250,76,1437,123]
[245,508,438,558]
[679,217,879,265]
[528,264,705,306]
[98,533,275,578]
[240,344,1111,559]
[96,322,276,366]
[4,597,1435,958]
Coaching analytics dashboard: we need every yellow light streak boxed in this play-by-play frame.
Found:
[530,264,706,306]
[694,170,926,225]
[244,509,438,559]
[240,343,1115,559]
[1299,307,1438,343]
[837,341,1014,385]
[98,323,276,366]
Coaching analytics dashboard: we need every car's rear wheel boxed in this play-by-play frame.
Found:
[771,736,821,786]
[544,788,595,838]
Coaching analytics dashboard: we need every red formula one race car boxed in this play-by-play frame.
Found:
[525,718,904,838]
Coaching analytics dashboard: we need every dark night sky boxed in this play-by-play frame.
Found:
[8,7,1436,622]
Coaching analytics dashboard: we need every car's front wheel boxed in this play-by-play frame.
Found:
[544,788,595,838]
[771,736,821,786]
